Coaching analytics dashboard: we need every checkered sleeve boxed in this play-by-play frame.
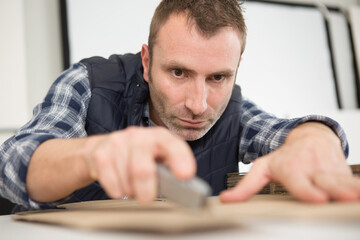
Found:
[0,63,91,209]
[239,98,349,164]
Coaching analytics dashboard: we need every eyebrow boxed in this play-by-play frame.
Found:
[161,61,235,77]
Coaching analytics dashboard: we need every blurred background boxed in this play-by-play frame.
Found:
[0,0,359,169]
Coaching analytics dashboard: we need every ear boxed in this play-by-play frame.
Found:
[141,44,150,83]
[238,57,242,68]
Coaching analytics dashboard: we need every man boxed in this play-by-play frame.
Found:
[0,0,359,210]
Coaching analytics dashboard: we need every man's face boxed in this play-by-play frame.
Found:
[141,13,242,141]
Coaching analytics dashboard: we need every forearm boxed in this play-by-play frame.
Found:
[26,136,103,203]
[238,99,349,163]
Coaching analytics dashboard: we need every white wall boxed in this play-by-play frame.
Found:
[67,0,161,63]
[0,0,62,140]
[237,2,339,116]
[23,0,63,113]
[0,0,28,129]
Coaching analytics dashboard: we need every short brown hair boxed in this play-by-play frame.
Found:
[148,0,247,58]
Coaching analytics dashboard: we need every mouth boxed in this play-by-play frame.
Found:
[179,119,206,127]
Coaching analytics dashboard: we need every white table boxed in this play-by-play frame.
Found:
[1,214,360,240]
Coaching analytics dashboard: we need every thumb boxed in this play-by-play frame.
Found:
[220,156,271,202]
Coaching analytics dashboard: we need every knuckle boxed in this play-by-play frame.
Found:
[124,126,145,144]
[108,131,126,147]
[108,132,120,142]
[125,126,140,137]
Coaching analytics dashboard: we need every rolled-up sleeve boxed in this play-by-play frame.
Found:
[238,98,349,164]
[0,63,91,209]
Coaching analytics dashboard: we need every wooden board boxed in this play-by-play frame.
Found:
[13,195,360,233]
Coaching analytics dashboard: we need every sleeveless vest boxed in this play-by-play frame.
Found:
[81,53,243,196]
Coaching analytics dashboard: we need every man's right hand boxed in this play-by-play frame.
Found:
[85,127,196,203]
[26,127,196,204]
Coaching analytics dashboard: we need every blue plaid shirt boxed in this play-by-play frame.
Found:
[0,63,349,209]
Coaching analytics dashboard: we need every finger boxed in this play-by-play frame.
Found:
[93,144,123,199]
[314,173,360,201]
[220,157,271,202]
[129,143,157,204]
[153,128,196,180]
[113,145,132,197]
[98,167,124,199]
[282,173,328,203]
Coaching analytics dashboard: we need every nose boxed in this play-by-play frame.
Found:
[185,79,208,116]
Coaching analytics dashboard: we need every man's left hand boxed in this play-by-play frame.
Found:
[220,122,360,203]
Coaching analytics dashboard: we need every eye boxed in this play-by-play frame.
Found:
[171,69,184,78]
[212,75,225,82]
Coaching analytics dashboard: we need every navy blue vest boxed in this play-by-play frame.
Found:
[80,53,243,197]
